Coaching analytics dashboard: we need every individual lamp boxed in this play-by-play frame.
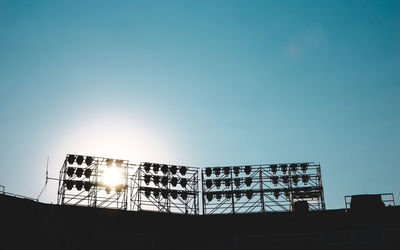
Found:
[115,184,123,193]
[235,191,241,200]
[234,178,241,188]
[180,178,188,188]
[161,176,168,187]
[161,189,168,199]
[205,168,212,177]
[65,180,74,190]
[290,164,298,173]
[284,190,290,198]
[66,167,75,177]
[153,176,160,185]
[144,175,151,185]
[223,167,230,176]
[85,156,93,166]
[206,192,213,202]
[280,164,288,174]
[153,189,160,198]
[170,177,178,187]
[75,168,83,178]
[105,186,111,194]
[274,190,280,199]
[246,190,253,199]
[84,169,92,179]
[75,181,83,191]
[84,182,92,191]
[271,176,279,186]
[214,167,221,176]
[76,155,84,165]
[179,166,187,176]
[301,174,310,184]
[67,155,76,165]
[215,179,221,189]
[144,188,151,198]
[153,164,160,173]
[170,165,177,175]
[281,175,289,185]
[215,192,222,201]
[106,159,113,167]
[171,190,178,199]
[181,192,188,200]
[144,163,151,173]
[300,163,308,173]
[244,166,251,175]
[224,179,231,187]
[161,164,169,174]
[270,164,277,174]
[245,177,252,187]
[233,167,240,176]
[292,175,299,186]
[225,191,232,199]
[206,179,213,189]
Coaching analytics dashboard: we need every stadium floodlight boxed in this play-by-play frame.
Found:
[161,164,169,174]
[115,184,123,193]
[144,175,151,185]
[214,167,221,176]
[234,178,241,188]
[271,176,279,186]
[206,192,213,202]
[144,188,151,198]
[76,155,84,165]
[270,164,277,174]
[76,168,83,178]
[170,165,177,175]
[233,167,240,176]
[153,176,160,185]
[215,179,222,189]
[171,177,178,187]
[106,159,113,167]
[180,178,188,188]
[245,177,252,187]
[161,189,168,199]
[206,179,213,189]
[181,192,188,200]
[274,190,280,199]
[75,181,83,190]
[115,160,123,168]
[300,163,308,173]
[179,166,187,175]
[244,166,251,175]
[84,169,92,178]
[292,175,299,186]
[85,156,93,166]
[105,186,111,194]
[153,189,160,198]
[246,190,253,199]
[224,179,231,187]
[301,174,310,184]
[223,167,230,176]
[161,176,168,187]
[225,191,232,199]
[290,164,298,172]
[216,192,222,201]
[284,190,290,198]
[153,164,160,173]
[67,155,76,165]
[171,190,178,199]
[205,168,212,177]
[67,167,75,177]
[66,180,74,190]
[281,175,289,185]
[280,164,288,174]
[144,163,151,173]
[235,191,241,200]
[84,182,92,191]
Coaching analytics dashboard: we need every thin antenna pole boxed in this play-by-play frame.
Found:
[37,156,49,201]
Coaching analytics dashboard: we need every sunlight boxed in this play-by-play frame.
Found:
[102,165,122,188]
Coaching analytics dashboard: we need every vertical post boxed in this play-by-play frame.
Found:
[230,167,235,214]
[259,166,265,213]
[201,170,206,215]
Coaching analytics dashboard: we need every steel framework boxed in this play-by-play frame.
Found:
[130,162,200,214]
[202,162,325,214]
[57,154,129,210]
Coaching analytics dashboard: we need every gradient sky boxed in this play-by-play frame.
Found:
[0,0,399,208]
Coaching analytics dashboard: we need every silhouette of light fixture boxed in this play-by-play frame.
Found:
[225,191,232,199]
[179,166,187,175]
[171,190,178,199]
[245,177,252,187]
[161,164,169,174]
[181,192,188,200]
[223,167,230,176]
[144,175,151,185]
[301,174,310,184]
[206,179,213,189]
[215,192,222,201]
[67,155,76,165]
[214,167,221,176]
[206,192,213,202]
[161,176,168,187]
[144,163,151,173]
[235,191,241,200]
[153,164,160,173]
[290,164,298,172]
[274,190,280,199]
[76,155,84,165]
[153,176,160,185]
[85,156,93,166]
[244,166,251,175]
[115,160,123,168]
[161,189,168,199]
[153,189,160,198]
[215,179,222,189]
[180,178,188,188]
[233,167,240,176]
[65,180,74,190]
[170,165,177,175]
[284,190,290,198]
[300,163,308,173]
[84,169,92,178]
[67,167,75,177]
[281,175,289,185]
[144,188,151,198]
[270,164,277,174]
[84,182,92,191]
[76,168,83,178]
[234,178,241,188]
[115,184,123,193]
[205,168,212,177]
[106,159,113,167]
[105,186,111,194]
[224,179,231,187]
[280,164,288,174]
[271,176,279,186]
[292,175,299,186]
[170,177,178,187]
[246,190,253,199]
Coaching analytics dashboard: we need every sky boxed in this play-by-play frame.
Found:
[0,0,399,209]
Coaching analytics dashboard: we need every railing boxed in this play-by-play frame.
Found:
[0,185,38,202]
[344,193,395,210]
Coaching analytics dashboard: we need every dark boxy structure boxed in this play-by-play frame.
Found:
[1,193,399,250]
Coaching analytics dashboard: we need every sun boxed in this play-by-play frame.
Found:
[103,166,122,188]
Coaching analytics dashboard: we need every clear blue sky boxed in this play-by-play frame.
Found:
[0,0,399,208]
